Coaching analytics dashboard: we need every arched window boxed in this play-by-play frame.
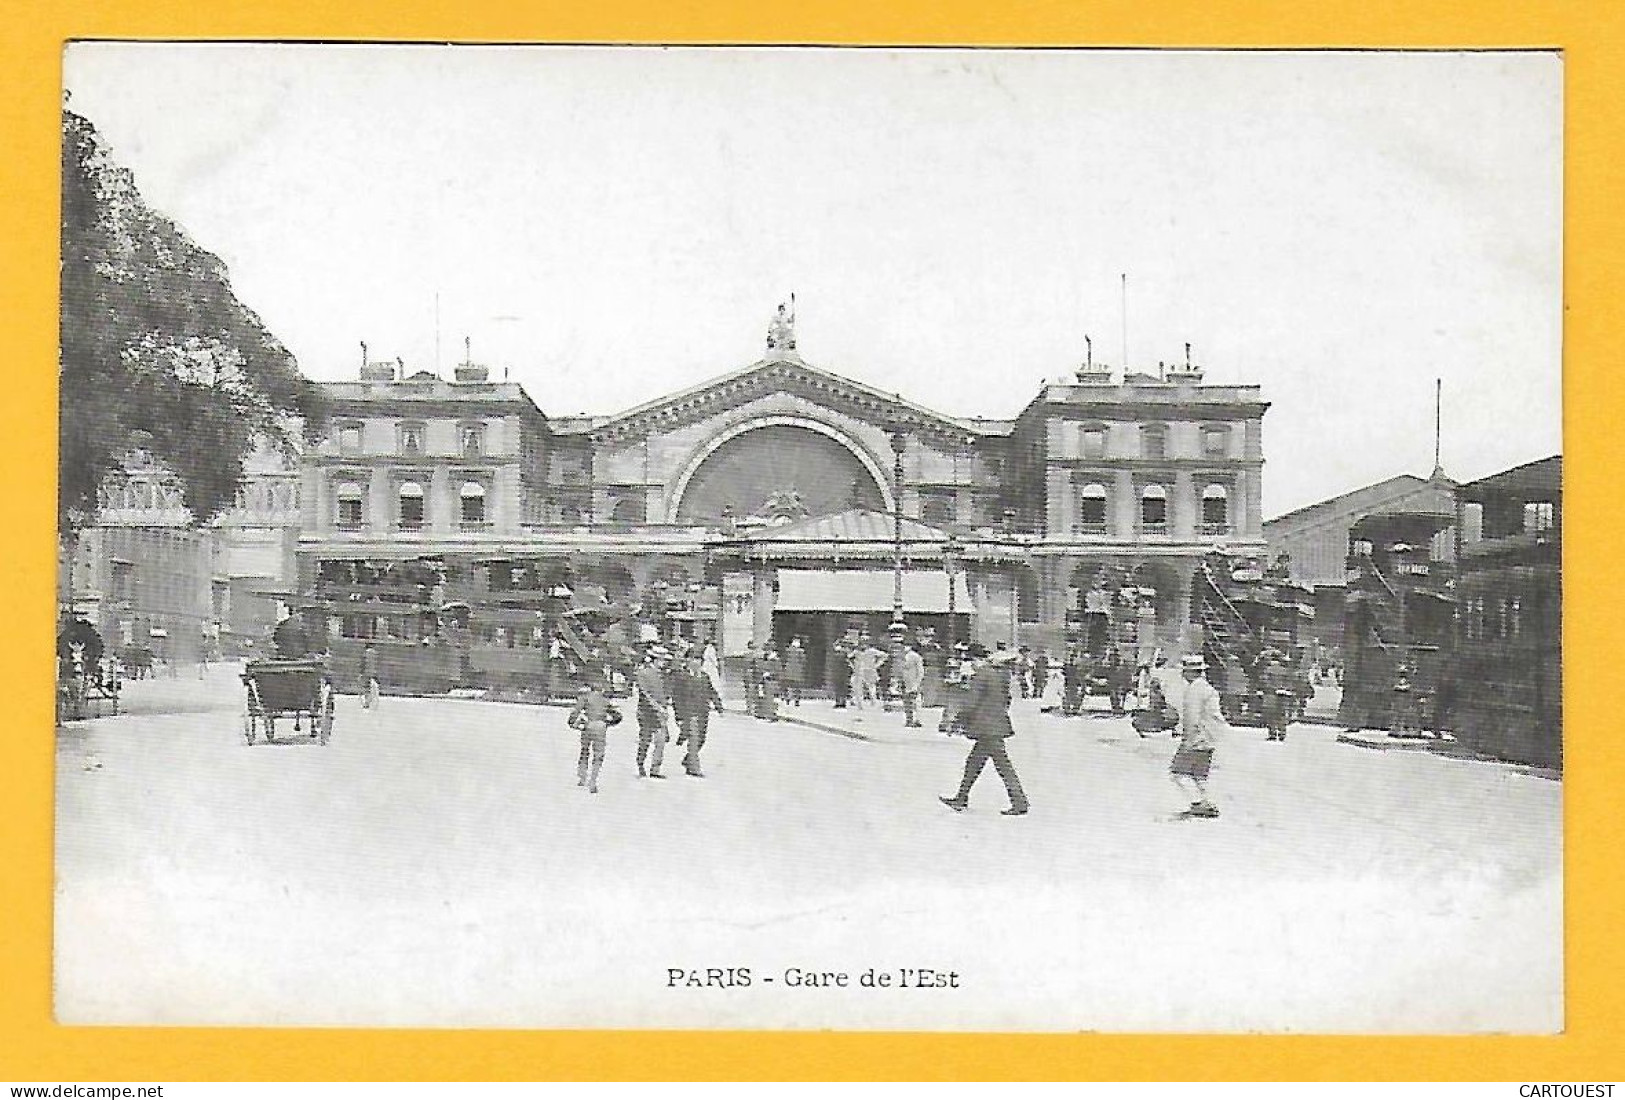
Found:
[1201,483,1230,532]
[459,481,487,526]
[398,481,425,530]
[1078,483,1108,532]
[1141,424,1168,460]
[335,481,365,531]
[1140,484,1168,531]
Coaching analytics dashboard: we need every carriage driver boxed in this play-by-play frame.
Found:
[271,605,314,660]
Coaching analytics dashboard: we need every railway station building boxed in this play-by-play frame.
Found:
[295,313,1269,681]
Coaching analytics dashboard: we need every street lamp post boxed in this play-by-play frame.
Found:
[943,533,961,648]
[888,425,909,632]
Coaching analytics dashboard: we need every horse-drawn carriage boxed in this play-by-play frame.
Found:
[57,616,120,722]
[241,657,335,745]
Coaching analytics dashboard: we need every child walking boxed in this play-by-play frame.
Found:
[1170,653,1226,818]
[568,680,617,794]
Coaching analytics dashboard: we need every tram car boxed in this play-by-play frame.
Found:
[1336,510,1456,734]
[310,554,646,701]
[1193,550,1315,724]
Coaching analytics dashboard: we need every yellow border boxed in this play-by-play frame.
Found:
[4,0,1619,1081]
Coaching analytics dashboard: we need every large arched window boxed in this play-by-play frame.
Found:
[1201,483,1230,533]
[1078,482,1108,533]
[335,481,365,531]
[459,481,487,526]
[398,481,425,530]
[1140,484,1168,531]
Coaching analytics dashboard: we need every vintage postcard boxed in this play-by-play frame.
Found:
[53,43,1562,1032]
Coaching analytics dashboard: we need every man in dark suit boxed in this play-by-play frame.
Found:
[671,652,725,777]
[940,646,1030,816]
[829,637,853,709]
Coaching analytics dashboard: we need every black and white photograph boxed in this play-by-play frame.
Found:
[54,44,1562,1032]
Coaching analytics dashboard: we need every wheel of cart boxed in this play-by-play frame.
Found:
[241,658,334,746]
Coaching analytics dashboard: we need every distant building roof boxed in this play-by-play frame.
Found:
[1265,473,1458,535]
[1459,455,1561,503]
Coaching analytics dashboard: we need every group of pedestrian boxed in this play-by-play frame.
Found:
[567,639,725,794]
[557,621,1233,822]
[1051,645,1137,716]
[742,640,793,720]
[939,640,1231,821]
[824,633,929,722]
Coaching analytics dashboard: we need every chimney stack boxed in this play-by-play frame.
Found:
[1165,341,1204,384]
[454,333,490,383]
[359,340,397,381]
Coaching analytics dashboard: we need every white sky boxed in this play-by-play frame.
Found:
[63,44,1562,517]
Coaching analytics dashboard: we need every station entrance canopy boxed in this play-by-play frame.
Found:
[774,569,971,613]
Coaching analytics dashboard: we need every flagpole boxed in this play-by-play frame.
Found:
[1120,273,1128,372]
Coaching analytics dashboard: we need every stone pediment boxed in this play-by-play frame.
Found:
[586,356,990,447]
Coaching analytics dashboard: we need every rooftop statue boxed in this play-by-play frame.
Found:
[766,296,797,353]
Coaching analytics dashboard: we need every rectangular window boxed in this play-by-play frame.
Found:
[399,424,425,456]
[1080,427,1107,459]
[461,425,485,458]
[337,498,363,530]
[1140,488,1168,530]
[400,496,424,529]
[337,425,362,455]
[1202,425,1229,458]
[1524,501,1555,532]
[1077,485,1108,532]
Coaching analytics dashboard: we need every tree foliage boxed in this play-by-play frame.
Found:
[59,107,323,539]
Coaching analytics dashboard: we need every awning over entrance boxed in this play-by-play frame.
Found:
[775,569,972,613]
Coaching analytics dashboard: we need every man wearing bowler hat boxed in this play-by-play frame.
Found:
[1170,652,1226,818]
[940,644,1030,816]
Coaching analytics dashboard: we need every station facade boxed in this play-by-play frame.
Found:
[296,315,1269,673]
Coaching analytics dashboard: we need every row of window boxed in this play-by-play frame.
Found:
[100,479,186,512]
[332,421,487,459]
[1074,482,1231,534]
[1461,595,1524,641]
[334,480,489,531]
[1075,422,1232,460]
[103,478,303,517]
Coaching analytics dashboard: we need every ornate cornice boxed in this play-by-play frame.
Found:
[587,359,983,448]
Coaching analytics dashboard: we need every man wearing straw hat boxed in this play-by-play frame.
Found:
[634,646,674,779]
[940,645,1030,816]
[1170,653,1226,818]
